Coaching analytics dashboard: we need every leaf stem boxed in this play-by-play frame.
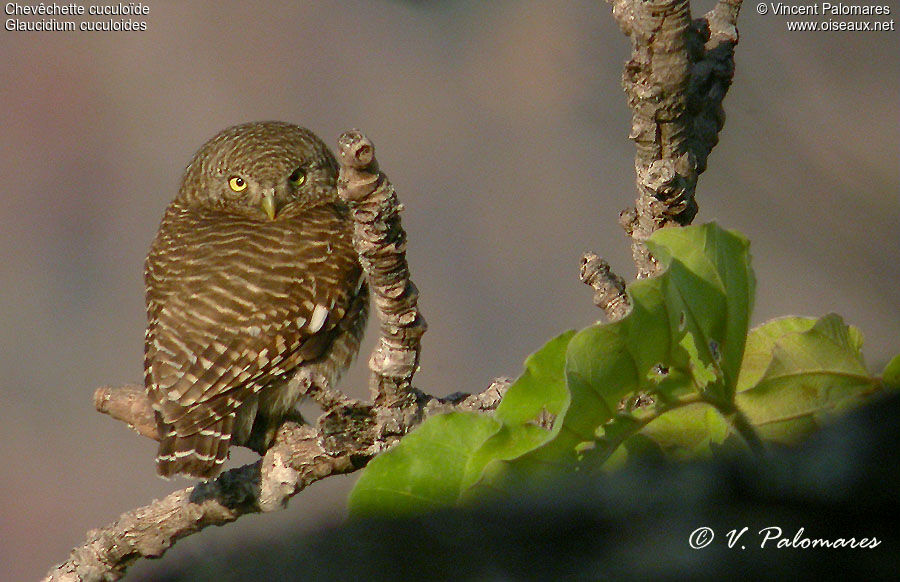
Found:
[725,408,766,457]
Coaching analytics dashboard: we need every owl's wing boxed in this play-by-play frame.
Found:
[145,202,363,435]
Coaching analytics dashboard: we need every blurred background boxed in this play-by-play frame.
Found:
[1,1,896,579]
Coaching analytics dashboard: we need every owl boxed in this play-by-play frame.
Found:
[144,121,368,479]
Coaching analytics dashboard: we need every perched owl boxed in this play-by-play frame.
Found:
[144,121,368,479]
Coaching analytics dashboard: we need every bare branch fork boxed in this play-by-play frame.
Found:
[47,1,742,579]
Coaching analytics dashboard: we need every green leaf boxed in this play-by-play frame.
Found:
[634,403,735,460]
[348,412,501,517]
[735,316,818,393]
[460,331,575,492]
[647,224,755,403]
[348,331,575,516]
[735,314,882,443]
[494,330,576,425]
[883,354,900,389]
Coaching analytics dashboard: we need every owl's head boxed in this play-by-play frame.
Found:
[179,121,339,220]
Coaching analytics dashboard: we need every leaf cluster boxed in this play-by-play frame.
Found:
[349,223,898,514]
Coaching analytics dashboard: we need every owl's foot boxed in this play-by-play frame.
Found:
[245,409,308,455]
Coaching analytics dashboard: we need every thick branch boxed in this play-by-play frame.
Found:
[609,0,742,277]
[43,421,363,582]
[336,130,427,406]
[56,379,508,581]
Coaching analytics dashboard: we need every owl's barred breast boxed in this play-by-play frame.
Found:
[146,200,359,355]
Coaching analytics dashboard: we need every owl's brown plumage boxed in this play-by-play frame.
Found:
[144,121,367,479]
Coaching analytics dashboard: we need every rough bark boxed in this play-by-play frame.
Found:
[611,0,742,279]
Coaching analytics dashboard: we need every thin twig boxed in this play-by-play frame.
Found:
[580,252,630,321]
[94,385,158,441]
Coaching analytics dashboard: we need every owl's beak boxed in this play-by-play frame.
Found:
[261,191,277,220]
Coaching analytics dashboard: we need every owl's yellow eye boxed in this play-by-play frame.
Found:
[289,167,306,187]
[228,176,247,192]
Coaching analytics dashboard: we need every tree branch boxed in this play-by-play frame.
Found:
[43,421,362,582]
[580,252,630,321]
[582,0,741,319]
[609,0,742,278]
[94,384,158,441]
[336,130,427,407]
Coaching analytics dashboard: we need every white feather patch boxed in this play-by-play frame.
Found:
[308,304,328,334]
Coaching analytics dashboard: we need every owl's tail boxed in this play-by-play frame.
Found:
[155,411,234,479]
